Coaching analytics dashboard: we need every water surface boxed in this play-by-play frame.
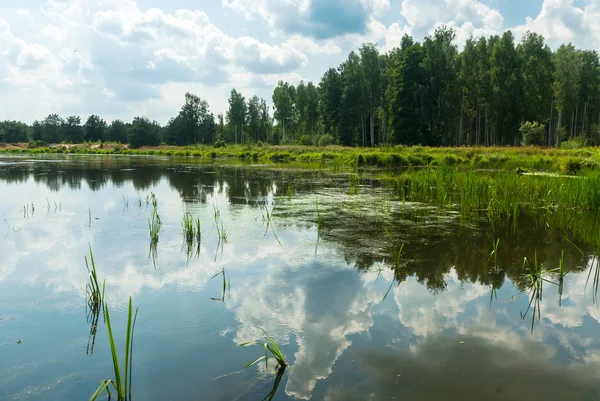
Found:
[1,155,599,401]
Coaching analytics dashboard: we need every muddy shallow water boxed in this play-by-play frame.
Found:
[1,155,599,401]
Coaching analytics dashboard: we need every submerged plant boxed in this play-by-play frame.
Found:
[89,297,139,401]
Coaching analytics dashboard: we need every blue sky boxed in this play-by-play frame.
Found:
[0,0,598,124]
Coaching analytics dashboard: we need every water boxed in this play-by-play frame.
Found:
[1,154,600,401]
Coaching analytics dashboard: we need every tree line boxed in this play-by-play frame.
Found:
[2,26,599,148]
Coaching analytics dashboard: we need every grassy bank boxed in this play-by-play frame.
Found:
[1,142,600,173]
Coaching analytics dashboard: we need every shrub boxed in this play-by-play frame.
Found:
[213,139,226,148]
[318,134,334,147]
[298,135,313,146]
[28,140,48,148]
[560,137,588,149]
[563,158,582,175]
[520,121,545,146]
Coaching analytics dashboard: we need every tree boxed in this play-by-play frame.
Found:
[517,32,554,142]
[387,37,428,145]
[423,26,459,145]
[247,95,261,143]
[84,115,107,142]
[359,43,382,146]
[127,117,159,148]
[319,68,342,142]
[272,82,295,143]
[226,89,246,144]
[42,114,65,143]
[339,51,363,146]
[107,120,127,143]
[553,44,582,142]
[0,121,28,142]
[31,120,43,141]
[63,116,83,143]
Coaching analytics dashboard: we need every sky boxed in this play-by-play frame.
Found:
[1,0,599,124]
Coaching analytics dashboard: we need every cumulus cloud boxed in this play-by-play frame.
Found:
[223,0,385,39]
[0,0,308,122]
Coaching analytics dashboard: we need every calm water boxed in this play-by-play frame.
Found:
[1,155,600,401]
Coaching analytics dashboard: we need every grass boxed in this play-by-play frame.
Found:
[85,245,103,355]
[382,227,405,301]
[182,211,201,257]
[239,328,287,370]
[262,202,283,248]
[210,268,230,302]
[90,297,139,401]
[4,144,600,174]
[85,245,103,317]
[490,237,500,271]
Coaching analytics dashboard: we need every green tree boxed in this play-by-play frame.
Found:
[553,44,582,142]
[318,68,342,142]
[127,117,159,148]
[226,88,247,144]
[107,120,127,143]
[359,43,382,146]
[247,95,261,143]
[84,115,106,142]
[0,121,29,142]
[272,81,295,143]
[31,120,43,141]
[423,26,459,145]
[517,32,554,143]
[339,51,363,146]
[42,114,65,143]
[63,116,83,143]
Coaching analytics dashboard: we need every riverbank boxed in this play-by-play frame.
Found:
[1,142,599,173]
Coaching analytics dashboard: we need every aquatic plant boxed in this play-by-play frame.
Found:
[210,268,230,302]
[89,297,139,401]
[348,174,360,195]
[85,246,103,315]
[85,246,103,355]
[490,237,500,271]
[240,328,287,370]
[262,202,283,248]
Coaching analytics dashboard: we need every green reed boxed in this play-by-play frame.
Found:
[85,245,102,314]
[381,227,404,301]
[348,174,360,195]
[89,297,139,401]
[85,245,103,356]
[210,268,230,302]
[240,328,287,370]
[490,237,500,271]
[262,202,283,248]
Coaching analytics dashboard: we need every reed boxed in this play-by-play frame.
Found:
[490,237,500,271]
[240,328,287,370]
[210,268,230,302]
[262,203,283,248]
[89,296,139,401]
[85,245,103,315]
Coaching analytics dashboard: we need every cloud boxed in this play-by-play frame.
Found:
[511,0,600,50]
[397,0,504,45]
[223,0,384,39]
[0,0,308,122]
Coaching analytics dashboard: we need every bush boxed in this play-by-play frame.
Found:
[298,135,313,146]
[318,134,334,147]
[213,139,226,148]
[563,158,583,175]
[28,140,48,148]
[520,121,545,146]
[560,137,588,149]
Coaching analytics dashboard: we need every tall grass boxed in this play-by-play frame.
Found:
[210,268,230,302]
[182,211,201,257]
[85,245,103,355]
[89,297,139,401]
[240,328,287,370]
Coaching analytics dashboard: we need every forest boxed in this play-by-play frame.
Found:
[1,26,599,149]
